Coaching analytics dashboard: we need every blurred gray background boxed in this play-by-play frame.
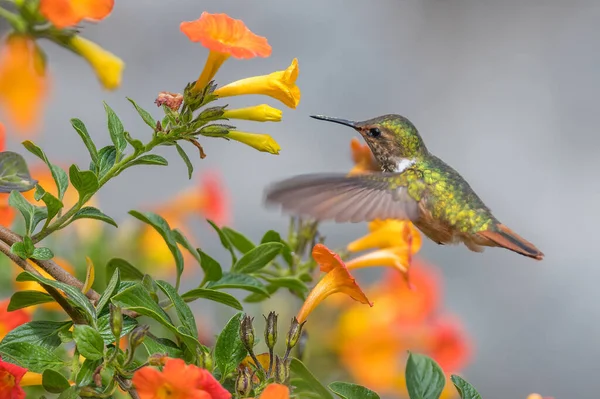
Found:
[4,0,600,397]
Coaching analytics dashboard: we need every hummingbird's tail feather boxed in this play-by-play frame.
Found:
[479,224,544,260]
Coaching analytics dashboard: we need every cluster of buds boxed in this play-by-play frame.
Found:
[236,312,305,396]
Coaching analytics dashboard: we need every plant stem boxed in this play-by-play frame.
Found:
[0,6,25,31]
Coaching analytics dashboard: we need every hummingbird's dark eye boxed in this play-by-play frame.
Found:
[369,128,381,138]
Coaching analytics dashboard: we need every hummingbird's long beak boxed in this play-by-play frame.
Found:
[310,115,357,129]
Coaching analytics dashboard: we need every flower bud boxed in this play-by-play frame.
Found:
[263,311,278,350]
[240,314,255,351]
[155,91,183,111]
[274,355,290,384]
[109,304,123,341]
[235,367,252,397]
[148,354,168,367]
[198,350,213,371]
[79,387,99,397]
[285,317,306,351]
[129,325,149,351]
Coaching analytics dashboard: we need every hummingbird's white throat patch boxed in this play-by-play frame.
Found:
[395,158,416,173]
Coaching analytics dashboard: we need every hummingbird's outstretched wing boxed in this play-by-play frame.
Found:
[264,173,419,223]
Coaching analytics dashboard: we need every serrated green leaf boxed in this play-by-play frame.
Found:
[0,151,37,192]
[72,206,117,228]
[73,325,104,360]
[175,143,193,179]
[0,342,65,372]
[206,273,270,296]
[181,288,243,311]
[129,211,184,284]
[97,314,137,345]
[232,242,283,273]
[69,164,99,202]
[405,352,446,399]
[70,118,99,165]
[290,358,334,399]
[127,97,157,129]
[16,271,96,323]
[106,258,144,281]
[95,145,117,178]
[8,291,55,311]
[9,191,47,235]
[21,141,68,199]
[0,321,71,349]
[222,227,255,253]
[34,184,63,227]
[156,280,198,338]
[127,154,168,168]
[103,102,127,155]
[451,375,482,399]
[329,382,380,399]
[197,249,222,284]
[75,358,102,387]
[214,313,247,378]
[96,269,120,314]
[43,368,71,393]
[206,219,236,263]
[31,247,54,260]
[143,336,183,359]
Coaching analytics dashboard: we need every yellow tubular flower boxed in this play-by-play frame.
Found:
[226,131,281,154]
[214,59,300,108]
[223,104,282,122]
[347,220,422,253]
[68,35,124,90]
[346,247,411,275]
[19,372,43,386]
[194,50,230,93]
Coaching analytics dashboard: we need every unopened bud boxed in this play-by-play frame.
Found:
[274,355,290,384]
[286,317,306,350]
[109,304,123,341]
[235,367,252,397]
[263,311,278,350]
[240,314,255,351]
[155,91,183,111]
[198,350,213,371]
[79,387,99,397]
[129,325,149,351]
[148,353,168,367]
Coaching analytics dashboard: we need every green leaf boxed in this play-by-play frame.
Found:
[329,382,380,399]
[128,154,168,168]
[214,313,247,378]
[72,206,117,228]
[197,250,222,284]
[75,358,102,387]
[73,325,104,360]
[181,288,243,311]
[156,280,198,338]
[260,231,294,266]
[0,151,37,193]
[124,132,144,153]
[43,368,71,393]
[264,276,308,296]
[0,321,71,349]
[70,118,99,165]
[34,184,63,227]
[95,145,117,178]
[232,242,283,273]
[222,227,255,253]
[10,236,34,259]
[16,272,96,323]
[58,387,79,399]
[290,358,334,399]
[206,219,236,263]
[172,229,202,265]
[143,336,183,359]
[97,269,120,314]
[69,164,99,202]
[261,230,281,244]
[0,342,64,372]
[8,291,55,311]
[106,258,144,281]
[9,191,47,235]
[451,375,482,399]
[127,97,157,129]
[97,314,137,345]
[206,273,270,296]
[175,143,193,179]
[31,247,54,260]
[103,101,127,155]
[129,211,184,282]
[21,141,68,199]
[405,352,446,399]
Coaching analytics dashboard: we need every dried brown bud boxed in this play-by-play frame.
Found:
[155,91,183,111]
[263,311,278,350]
[240,314,255,352]
[286,317,306,351]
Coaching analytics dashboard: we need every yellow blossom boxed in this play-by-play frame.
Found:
[346,247,411,275]
[226,131,281,154]
[223,104,282,122]
[68,35,124,90]
[214,59,300,108]
[19,371,44,386]
[348,220,422,253]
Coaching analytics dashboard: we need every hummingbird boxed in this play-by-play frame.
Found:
[264,114,544,260]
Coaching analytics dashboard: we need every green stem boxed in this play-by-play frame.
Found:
[0,5,25,31]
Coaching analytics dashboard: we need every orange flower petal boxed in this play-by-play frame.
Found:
[259,384,290,399]
[348,220,422,253]
[348,138,379,176]
[0,299,30,339]
[181,12,271,59]
[346,247,411,275]
[40,0,114,29]
[0,35,49,134]
[297,244,372,323]
[426,316,472,373]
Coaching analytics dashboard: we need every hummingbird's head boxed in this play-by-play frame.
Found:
[310,114,428,165]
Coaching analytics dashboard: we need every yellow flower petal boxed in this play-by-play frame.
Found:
[81,256,95,294]
[214,58,300,108]
[20,371,43,386]
[223,104,282,122]
[347,220,422,253]
[346,247,410,275]
[226,131,281,154]
[193,50,230,93]
[68,35,124,90]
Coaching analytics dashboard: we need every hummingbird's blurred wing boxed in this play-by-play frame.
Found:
[264,173,419,223]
